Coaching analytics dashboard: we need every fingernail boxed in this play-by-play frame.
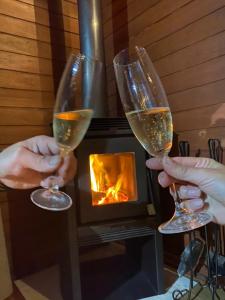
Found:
[146,159,150,167]
[49,155,61,166]
[188,189,200,197]
[158,172,165,185]
[188,199,203,210]
[180,186,187,193]
[180,186,200,197]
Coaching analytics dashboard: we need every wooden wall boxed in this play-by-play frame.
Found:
[0,0,79,278]
[0,0,79,148]
[102,0,225,157]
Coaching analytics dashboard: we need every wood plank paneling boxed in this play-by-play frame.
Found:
[101,0,115,9]
[132,0,225,48]
[104,0,225,64]
[104,1,225,67]
[65,0,77,3]
[154,30,225,77]
[0,14,50,42]
[17,0,48,9]
[104,0,190,39]
[18,0,77,9]
[0,107,52,126]
[106,58,225,119]
[169,79,225,112]
[0,0,79,279]
[0,0,79,34]
[0,70,53,91]
[0,95,53,109]
[162,55,225,95]
[148,6,225,61]
[105,5,225,84]
[0,0,80,143]
[61,1,78,19]
[0,88,54,108]
[128,0,191,39]
[63,15,79,34]
[0,33,52,58]
[0,0,49,26]
[0,14,79,48]
[103,0,160,37]
[103,0,225,157]
[0,51,52,75]
[0,33,79,60]
[173,103,225,132]
[0,126,51,144]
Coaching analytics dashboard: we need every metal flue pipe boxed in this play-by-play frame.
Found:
[77,0,107,117]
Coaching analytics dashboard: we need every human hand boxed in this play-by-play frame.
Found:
[0,135,77,189]
[146,156,225,225]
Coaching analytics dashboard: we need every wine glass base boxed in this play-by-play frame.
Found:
[158,211,213,234]
[31,188,72,211]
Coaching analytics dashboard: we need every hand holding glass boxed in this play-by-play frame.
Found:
[31,53,101,211]
[113,46,213,233]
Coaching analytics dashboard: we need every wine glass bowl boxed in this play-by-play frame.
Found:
[31,53,101,211]
[113,46,213,233]
[113,47,173,158]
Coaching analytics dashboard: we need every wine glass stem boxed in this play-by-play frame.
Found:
[170,182,185,217]
[49,184,59,193]
[48,150,69,194]
[47,151,70,194]
[47,175,60,194]
[161,154,185,217]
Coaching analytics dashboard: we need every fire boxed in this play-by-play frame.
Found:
[90,154,105,192]
[89,154,130,206]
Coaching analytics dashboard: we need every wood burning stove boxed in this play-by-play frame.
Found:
[60,117,164,300]
[75,117,155,224]
[55,0,173,297]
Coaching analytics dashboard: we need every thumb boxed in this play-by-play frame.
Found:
[21,148,61,173]
[162,156,205,186]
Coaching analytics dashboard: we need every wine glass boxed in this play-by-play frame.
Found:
[31,53,101,211]
[113,46,213,233]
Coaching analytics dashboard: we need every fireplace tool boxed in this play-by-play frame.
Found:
[172,139,224,299]
[206,138,224,298]
[172,141,205,300]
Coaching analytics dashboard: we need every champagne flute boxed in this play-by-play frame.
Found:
[31,53,101,211]
[113,46,213,233]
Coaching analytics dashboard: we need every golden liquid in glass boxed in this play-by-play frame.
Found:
[126,107,173,156]
[53,109,93,154]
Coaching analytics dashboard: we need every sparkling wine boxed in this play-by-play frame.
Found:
[126,107,173,156]
[53,109,93,154]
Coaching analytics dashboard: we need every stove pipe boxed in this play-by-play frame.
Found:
[77,0,107,117]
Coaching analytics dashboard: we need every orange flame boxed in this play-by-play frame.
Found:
[89,154,129,206]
